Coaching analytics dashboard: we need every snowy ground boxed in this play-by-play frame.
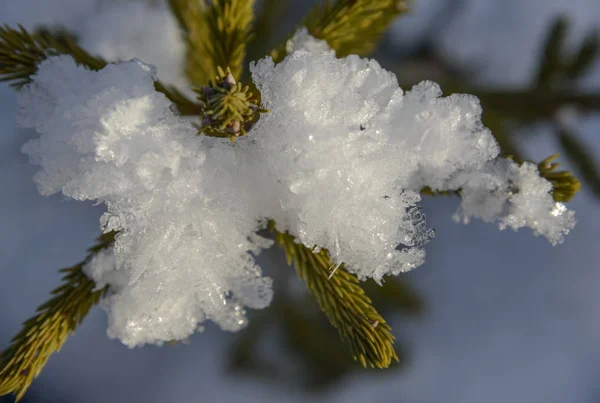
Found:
[1,1,599,402]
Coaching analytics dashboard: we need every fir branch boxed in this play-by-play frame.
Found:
[244,0,288,67]
[557,129,600,198]
[279,300,360,387]
[537,154,581,202]
[269,221,398,369]
[565,29,599,80]
[0,232,115,401]
[0,25,198,115]
[535,16,599,87]
[169,0,255,86]
[502,154,582,203]
[270,0,409,63]
[0,25,105,88]
[420,155,581,202]
[535,17,568,89]
[154,81,202,116]
[204,0,256,80]
[476,90,600,120]
[167,0,211,86]
[420,187,459,197]
[167,0,200,35]
[196,66,267,141]
[481,109,525,161]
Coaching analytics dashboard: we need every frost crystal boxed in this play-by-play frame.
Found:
[83,246,120,291]
[452,159,576,245]
[18,33,575,346]
[19,56,273,347]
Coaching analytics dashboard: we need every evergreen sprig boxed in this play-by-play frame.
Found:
[204,0,255,81]
[535,17,569,89]
[269,221,399,369]
[476,89,600,120]
[244,0,288,65]
[167,0,211,87]
[537,154,581,202]
[557,129,600,198]
[509,154,582,203]
[169,0,255,86]
[270,0,409,62]
[0,25,198,115]
[0,25,105,88]
[535,17,599,89]
[420,155,581,202]
[196,66,267,141]
[0,4,590,396]
[0,232,115,401]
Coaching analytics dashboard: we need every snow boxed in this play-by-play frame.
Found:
[1,1,599,402]
[249,32,573,280]
[15,30,575,346]
[452,159,575,245]
[18,56,273,347]
[0,0,187,91]
[83,246,119,290]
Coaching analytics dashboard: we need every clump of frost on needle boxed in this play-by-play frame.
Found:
[18,56,274,347]
[246,30,575,277]
[17,31,575,347]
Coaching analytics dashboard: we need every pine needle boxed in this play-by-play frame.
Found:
[0,25,104,88]
[244,0,288,65]
[167,0,211,86]
[270,0,409,62]
[535,17,568,89]
[0,25,198,115]
[269,221,399,369]
[420,186,459,197]
[538,154,578,202]
[0,232,115,401]
[168,0,255,86]
[506,154,581,203]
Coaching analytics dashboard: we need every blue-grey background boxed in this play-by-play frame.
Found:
[1,0,599,402]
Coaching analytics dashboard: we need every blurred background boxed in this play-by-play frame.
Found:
[1,0,599,402]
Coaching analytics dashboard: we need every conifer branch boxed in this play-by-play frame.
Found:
[167,0,211,87]
[477,90,600,120]
[557,129,600,198]
[0,25,198,115]
[167,0,201,35]
[537,154,581,202]
[420,187,459,197]
[244,0,288,65]
[535,16,599,88]
[565,30,599,80]
[0,25,105,88]
[196,66,267,141]
[204,0,256,80]
[535,17,568,89]
[269,221,399,369]
[168,0,255,86]
[271,0,409,62]
[481,110,525,161]
[0,232,115,401]
[420,155,581,203]
[511,154,581,202]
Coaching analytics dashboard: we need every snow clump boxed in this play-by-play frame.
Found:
[17,32,575,347]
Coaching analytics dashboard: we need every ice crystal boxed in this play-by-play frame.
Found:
[17,33,575,346]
